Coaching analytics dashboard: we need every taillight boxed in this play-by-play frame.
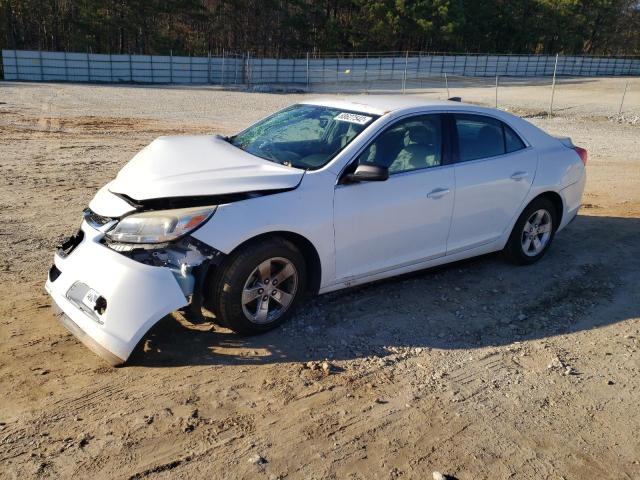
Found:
[573,146,588,166]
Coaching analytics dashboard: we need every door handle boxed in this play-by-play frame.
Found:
[510,171,529,181]
[427,187,451,199]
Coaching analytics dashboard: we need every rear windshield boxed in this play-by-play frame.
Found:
[230,104,378,169]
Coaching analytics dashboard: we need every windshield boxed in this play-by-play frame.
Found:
[230,104,378,169]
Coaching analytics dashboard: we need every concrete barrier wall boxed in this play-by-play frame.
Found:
[1,50,244,84]
[3,50,639,85]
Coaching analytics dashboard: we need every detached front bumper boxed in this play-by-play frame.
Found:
[45,221,189,365]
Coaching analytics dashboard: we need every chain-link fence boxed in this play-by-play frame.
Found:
[399,74,637,118]
[2,49,638,118]
[258,52,638,89]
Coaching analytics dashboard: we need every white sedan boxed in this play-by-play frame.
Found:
[45,96,587,365]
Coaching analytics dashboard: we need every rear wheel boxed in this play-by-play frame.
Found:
[210,238,307,335]
[505,197,557,265]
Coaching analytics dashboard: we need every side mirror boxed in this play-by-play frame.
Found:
[345,164,389,183]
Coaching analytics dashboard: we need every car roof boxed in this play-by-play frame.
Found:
[302,95,470,116]
[301,94,552,148]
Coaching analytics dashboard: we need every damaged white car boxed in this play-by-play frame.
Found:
[46,96,586,365]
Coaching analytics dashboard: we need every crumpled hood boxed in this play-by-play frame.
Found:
[108,135,304,201]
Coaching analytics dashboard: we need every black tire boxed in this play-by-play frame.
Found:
[505,197,558,265]
[209,237,307,335]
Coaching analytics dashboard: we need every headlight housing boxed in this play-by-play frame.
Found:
[106,206,216,244]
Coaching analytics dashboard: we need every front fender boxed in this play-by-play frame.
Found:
[191,175,336,289]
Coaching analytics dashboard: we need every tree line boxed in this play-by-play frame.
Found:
[1,0,639,57]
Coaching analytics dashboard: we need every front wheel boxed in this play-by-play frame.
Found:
[505,197,557,265]
[209,238,307,335]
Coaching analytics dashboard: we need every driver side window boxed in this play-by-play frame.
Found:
[357,114,442,174]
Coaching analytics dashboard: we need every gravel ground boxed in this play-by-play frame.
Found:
[0,79,639,479]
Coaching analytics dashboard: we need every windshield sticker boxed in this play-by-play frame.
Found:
[334,112,373,125]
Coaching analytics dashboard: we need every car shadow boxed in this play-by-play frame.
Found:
[128,213,640,367]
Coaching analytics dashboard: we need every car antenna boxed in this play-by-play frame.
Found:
[448,97,462,102]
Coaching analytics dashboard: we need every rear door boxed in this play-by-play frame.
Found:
[446,113,537,254]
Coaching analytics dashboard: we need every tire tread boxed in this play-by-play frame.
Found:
[505,197,557,265]
[210,237,306,335]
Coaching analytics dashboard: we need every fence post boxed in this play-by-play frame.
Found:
[189,54,192,83]
[129,53,133,82]
[221,49,225,85]
[428,52,433,82]
[444,72,450,98]
[170,50,173,83]
[234,52,239,87]
[109,53,113,82]
[549,53,559,117]
[150,54,154,83]
[351,53,355,87]
[38,50,44,81]
[402,51,409,93]
[306,52,310,90]
[391,56,396,85]
[15,49,20,80]
[495,75,499,108]
[618,80,629,115]
[207,50,211,84]
[364,52,369,85]
[87,50,91,82]
[246,52,251,87]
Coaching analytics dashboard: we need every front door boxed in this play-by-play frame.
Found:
[333,114,455,281]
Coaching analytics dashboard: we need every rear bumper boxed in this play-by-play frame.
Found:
[45,221,188,365]
[558,172,586,232]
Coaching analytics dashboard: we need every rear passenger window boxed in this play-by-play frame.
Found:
[454,114,504,161]
[454,114,525,162]
[505,124,526,152]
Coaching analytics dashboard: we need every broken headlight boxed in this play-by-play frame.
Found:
[106,206,215,244]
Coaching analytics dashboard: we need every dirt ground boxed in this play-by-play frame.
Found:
[0,79,639,480]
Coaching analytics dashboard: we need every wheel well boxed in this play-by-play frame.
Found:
[533,191,563,228]
[227,231,322,295]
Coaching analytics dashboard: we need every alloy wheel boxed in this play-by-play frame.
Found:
[521,209,552,257]
[241,257,299,324]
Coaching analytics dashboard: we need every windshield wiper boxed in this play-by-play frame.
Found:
[279,160,308,170]
[223,139,306,169]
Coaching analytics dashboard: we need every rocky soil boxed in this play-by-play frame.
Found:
[0,80,638,479]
